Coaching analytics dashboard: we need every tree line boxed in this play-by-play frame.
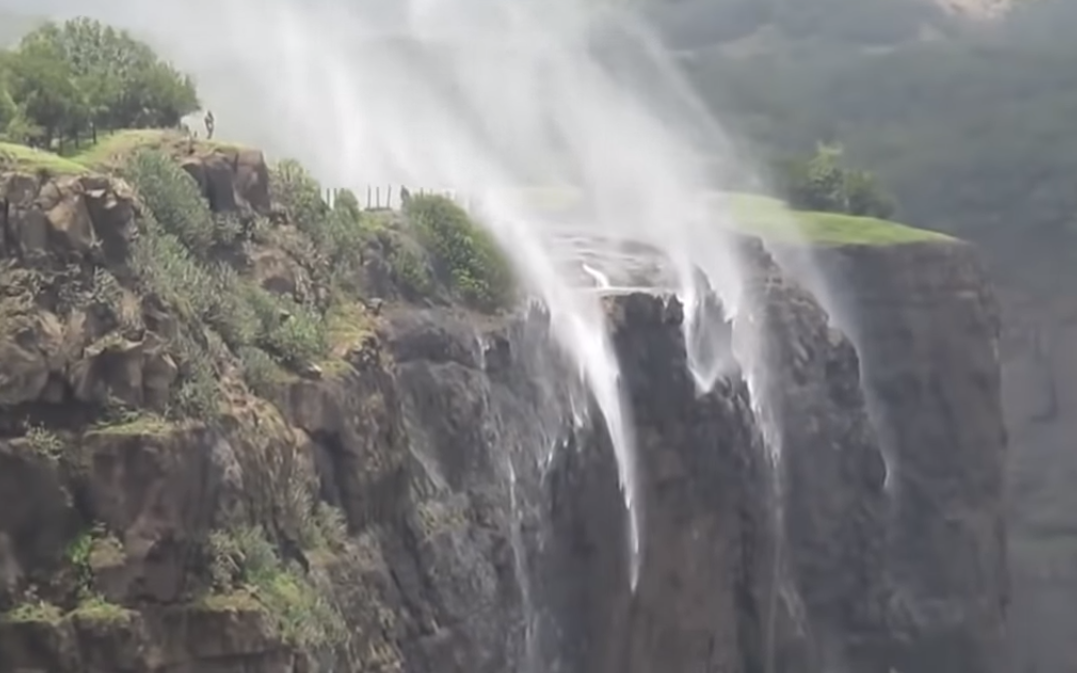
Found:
[0,17,199,151]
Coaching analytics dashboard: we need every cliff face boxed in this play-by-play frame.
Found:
[806,243,1009,673]
[0,155,1008,673]
[999,285,1077,671]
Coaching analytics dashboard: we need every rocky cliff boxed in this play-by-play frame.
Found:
[801,243,1009,673]
[0,145,1007,673]
[999,283,1077,672]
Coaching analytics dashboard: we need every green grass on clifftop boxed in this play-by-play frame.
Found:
[70,129,244,169]
[0,129,244,176]
[0,142,89,175]
[722,193,952,245]
[514,186,951,246]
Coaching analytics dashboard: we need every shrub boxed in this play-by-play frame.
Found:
[24,425,63,460]
[245,285,328,365]
[269,162,390,292]
[207,525,347,650]
[270,159,327,238]
[90,267,123,314]
[238,345,288,398]
[213,212,244,245]
[332,188,361,220]
[71,595,131,623]
[844,168,895,218]
[126,149,336,417]
[404,194,514,311]
[2,600,63,624]
[125,150,216,255]
[206,263,259,349]
[267,305,328,365]
[387,235,435,298]
[773,143,896,219]
[169,327,221,419]
[130,213,214,322]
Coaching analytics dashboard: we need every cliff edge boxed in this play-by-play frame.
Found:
[0,136,1007,673]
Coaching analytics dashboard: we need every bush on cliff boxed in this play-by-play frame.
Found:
[270,159,328,239]
[207,525,348,651]
[268,157,508,309]
[124,150,218,254]
[404,193,514,311]
[269,159,373,291]
[124,149,331,416]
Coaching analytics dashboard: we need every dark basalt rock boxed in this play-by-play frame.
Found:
[0,168,1007,673]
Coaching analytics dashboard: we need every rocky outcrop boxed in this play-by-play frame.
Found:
[179,147,271,215]
[0,172,167,423]
[0,162,1008,673]
[778,241,1009,673]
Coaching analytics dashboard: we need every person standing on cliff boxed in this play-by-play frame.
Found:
[204,110,215,140]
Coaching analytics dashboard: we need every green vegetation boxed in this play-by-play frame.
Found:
[66,527,100,596]
[771,143,895,220]
[674,0,1077,288]
[404,194,515,310]
[724,193,950,245]
[122,148,331,416]
[106,140,509,422]
[206,525,347,650]
[0,14,513,663]
[70,595,132,623]
[0,139,86,173]
[0,17,198,150]
[270,162,389,296]
[72,128,240,168]
[513,184,940,245]
[2,599,63,624]
[87,413,175,437]
[23,424,64,460]
[59,526,127,621]
[126,150,219,253]
[0,128,213,175]
[2,526,128,626]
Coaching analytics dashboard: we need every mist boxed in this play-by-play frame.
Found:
[3,0,804,589]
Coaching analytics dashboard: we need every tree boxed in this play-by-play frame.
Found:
[0,69,16,132]
[844,168,894,219]
[774,143,895,219]
[121,61,198,129]
[1,43,84,148]
[24,17,199,135]
[3,17,200,147]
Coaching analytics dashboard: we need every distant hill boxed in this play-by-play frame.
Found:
[646,0,1045,53]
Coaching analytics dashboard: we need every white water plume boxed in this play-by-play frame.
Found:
[82,0,771,589]
[581,262,612,289]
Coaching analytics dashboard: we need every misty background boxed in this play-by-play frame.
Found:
[4,0,1077,671]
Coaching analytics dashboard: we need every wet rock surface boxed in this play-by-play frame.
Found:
[0,165,1008,673]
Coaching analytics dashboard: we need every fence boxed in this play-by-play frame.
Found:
[324,185,466,212]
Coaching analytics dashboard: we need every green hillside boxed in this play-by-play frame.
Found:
[674,0,1077,287]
